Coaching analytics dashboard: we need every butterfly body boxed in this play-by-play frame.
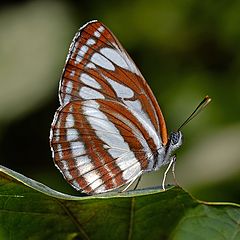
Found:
[50,20,183,194]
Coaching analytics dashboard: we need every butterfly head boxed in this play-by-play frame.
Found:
[162,131,183,164]
[169,131,183,149]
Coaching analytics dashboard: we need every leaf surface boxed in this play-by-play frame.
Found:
[0,165,239,240]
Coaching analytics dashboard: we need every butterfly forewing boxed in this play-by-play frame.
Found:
[60,20,167,142]
[50,20,168,194]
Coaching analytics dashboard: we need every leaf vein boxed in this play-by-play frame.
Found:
[128,197,135,240]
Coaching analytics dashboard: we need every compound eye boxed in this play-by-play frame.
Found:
[170,132,180,145]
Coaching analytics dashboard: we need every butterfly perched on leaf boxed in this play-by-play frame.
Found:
[50,20,210,195]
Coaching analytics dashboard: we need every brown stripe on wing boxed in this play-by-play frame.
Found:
[96,99,156,170]
[82,160,127,194]
[59,20,168,146]
[71,101,123,191]
[85,21,168,143]
[62,58,165,146]
[60,22,119,103]
[50,105,92,193]
[92,160,142,194]
[144,83,168,145]
[52,121,123,192]
[53,101,127,193]
[100,67,163,136]
[78,157,125,194]
[62,61,119,100]
[62,62,159,161]
[51,99,152,194]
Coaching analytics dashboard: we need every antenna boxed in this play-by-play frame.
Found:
[178,96,211,131]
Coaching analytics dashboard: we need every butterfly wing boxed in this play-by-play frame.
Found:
[59,20,168,143]
[51,99,155,194]
[50,20,168,194]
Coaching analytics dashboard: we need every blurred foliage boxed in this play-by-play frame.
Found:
[0,0,239,204]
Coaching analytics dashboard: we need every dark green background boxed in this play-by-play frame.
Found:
[0,1,239,203]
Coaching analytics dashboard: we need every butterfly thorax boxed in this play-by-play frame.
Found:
[154,131,183,170]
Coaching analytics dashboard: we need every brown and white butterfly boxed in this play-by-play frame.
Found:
[50,20,184,195]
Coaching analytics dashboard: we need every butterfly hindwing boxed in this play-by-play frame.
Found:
[51,99,155,194]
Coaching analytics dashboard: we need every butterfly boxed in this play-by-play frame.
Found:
[50,20,210,195]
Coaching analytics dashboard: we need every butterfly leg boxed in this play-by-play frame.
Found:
[171,155,178,186]
[133,175,142,190]
[121,171,143,193]
[162,155,176,191]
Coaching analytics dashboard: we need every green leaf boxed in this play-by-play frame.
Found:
[0,165,239,240]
